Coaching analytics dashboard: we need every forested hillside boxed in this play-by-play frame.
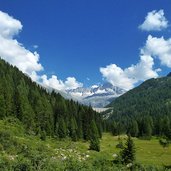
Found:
[108,77,171,139]
[0,58,102,141]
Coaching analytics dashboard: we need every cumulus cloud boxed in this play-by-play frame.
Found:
[0,11,22,38]
[41,75,65,91]
[101,10,170,90]
[142,35,171,68]
[0,10,83,91]
[139,10,168,31]
[41,75,83,91]
[125,55,159,81]
[0,11,43,79]
[100,38,161,90]
[65,77,83,90]
[100,64,135,90]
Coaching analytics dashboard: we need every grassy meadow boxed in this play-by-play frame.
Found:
[0,118,171,170]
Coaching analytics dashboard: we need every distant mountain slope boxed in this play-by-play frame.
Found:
[108,76,171,114]
[66,83,126,107]
[106,76,171,138]
[0,58,102,140]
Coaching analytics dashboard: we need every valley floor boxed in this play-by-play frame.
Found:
[0,119,171,170]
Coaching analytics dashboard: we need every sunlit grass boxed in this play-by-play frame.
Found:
[0,119,171,167]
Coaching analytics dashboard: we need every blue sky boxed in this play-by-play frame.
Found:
[0,0,171,90]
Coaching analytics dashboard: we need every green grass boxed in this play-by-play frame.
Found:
[99,133,171,166]
[0,118,171,170]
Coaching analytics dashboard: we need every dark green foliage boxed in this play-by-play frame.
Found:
[40,130,46,141]
[69,117,78,141]
[139,116,152,139]
[116,141,124,149]
[111,121,118,136]
[0,130,18,151]
[107,77,171,139]
[58,118,67,138]
[129,120,139,137]
[120,135,136,165]
[0,58,102,141]
[89,120,100,152]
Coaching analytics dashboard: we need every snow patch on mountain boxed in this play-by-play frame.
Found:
[65,82,126,108]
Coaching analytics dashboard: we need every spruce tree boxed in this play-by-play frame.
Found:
[129,120,139,137]
[70,118,78,141]
[121,135,136,164]
[58,118,67,138]
[89,120,100,152]
[111,121,118,136]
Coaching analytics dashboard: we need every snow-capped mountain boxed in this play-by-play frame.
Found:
[66,83,126,107]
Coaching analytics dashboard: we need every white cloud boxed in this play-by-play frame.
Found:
[91,85,98,89]
[100,46,160,90]
[125,55,159,81]
[139,10,168,31]
[142,35,171,67]
[41,75,83,91]
[65,77,83,90]
[101,11,170,90]
[0,10,83,91]
[33,45,39,49]
[100,64,135,90]
[0,11,22,38]
[0,11,43,77]
[41,75,65,91]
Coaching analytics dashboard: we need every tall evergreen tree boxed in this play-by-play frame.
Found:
[70,117,78,141]
[121,135,136,165]
[58,118,67,139]
[129,120,139,137]
[89,120,100,152]
[111,121,118,136]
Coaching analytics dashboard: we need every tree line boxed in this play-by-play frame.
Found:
[106,77,171,139]
[0,58,102,142]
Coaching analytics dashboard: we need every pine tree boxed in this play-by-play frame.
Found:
[129,120,139,137]
[70,117,78,141]
[121,135,136,165]
[111,121,118,136]
[162,116,171,138]
[140,117,152,139]
[89,120,100,152]
[58,118,67,139]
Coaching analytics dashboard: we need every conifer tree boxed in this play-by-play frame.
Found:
[0,58,103,142]
[89,120,100,152]
[70,117,78,141]
[111,121,117,136]
[129,120,139,137]
[121,135,136,164]
[58,118,67,138]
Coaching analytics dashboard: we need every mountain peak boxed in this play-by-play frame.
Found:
[66,82,126,108]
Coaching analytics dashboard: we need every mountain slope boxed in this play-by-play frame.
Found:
[66,83,126,107]
[107,76,171,138]
[0,58,102,140]
[108,76,171,114]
